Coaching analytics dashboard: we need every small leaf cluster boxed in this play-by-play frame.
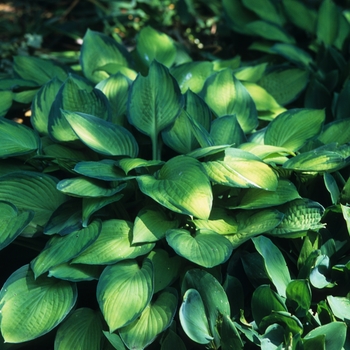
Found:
[0,1,350,349]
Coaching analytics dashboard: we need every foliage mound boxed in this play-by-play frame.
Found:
[1,0,350,349]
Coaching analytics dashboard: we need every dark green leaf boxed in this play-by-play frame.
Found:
[0,90,12,117]
[286,280,312,316]
[316,0,339,46]
[246,21,295,43]
[259,311,303,335]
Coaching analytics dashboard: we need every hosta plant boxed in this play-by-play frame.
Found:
[1,2,350,348]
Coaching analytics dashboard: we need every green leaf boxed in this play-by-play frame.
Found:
[309,254,333,289]
[160,329,186,350]
[162,90,212,154]
[170,61,214,93]
[54,308,103,350]
[316,0,339,46]
[0,201,33,250]
[341,204,350,236]
[0,90,12,117]
[252,235,291,296]
[137,156,212,219]
[193,207,238,234]
[147,249,183,293]
[103,332,126,350]
[96,73,132,125]
[182,269,231,347]
[13,56,70,85]
[282,0,317,34]
[210,114,246,146]
[74,160,126,181]
[0,117,40,158]
[324,173,340,205]
[0,172,67,231]
[57,176,126,198]
[218,313,244,350]
[201,68,258,133]
[117,158,164,175]
[179,288,213,344]
[246,20,295,43]
[264,109,325,151]
[0,264,77,343]
[31,220,101,278]
[31,78,63,135]
[48,262,100,282]
[133,206,178,243]
[258,68,309,105]
[119,288,178,349]
[283,146,349,172]
[228,209,284,248]
[203,148,278,190]
[48,75,111,143]
[318,119,350,145]
[251,285,287,327]
[303,322,347,350]
[286,280,312,317]
[242,0,283,25]
[327,296,350,321]
[166,228,233,268]
[128,60,183,160]
[63,111,138,157]
[96,258,153,332]
[233,179,301,209]
[82,193,124,227]
[72,219,154,265]
[259,311,303,335]
[80,29,131,84]
[136,26,176,68]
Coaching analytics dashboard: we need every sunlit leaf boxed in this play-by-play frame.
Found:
[72,219,154,265]
[119,288,178,349]
[0,265,77,343]
[54,308,103,350]
[166,228,233,268]
[136,26,176,67]
[48,262,100,282]
[201,68,258,133]
[137,156,212,219]
[96,258,153,332]
[31,220,101,278]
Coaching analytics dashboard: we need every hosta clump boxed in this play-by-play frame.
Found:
[0,19,350,350]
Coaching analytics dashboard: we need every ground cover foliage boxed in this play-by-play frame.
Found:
[1,0,350,349]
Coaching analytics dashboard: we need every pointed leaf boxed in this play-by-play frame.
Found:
[48,262,100,282]
[318,119,350,145]
[137,156,213,219]
[252,235,291,296]
[147,249,183,293]
[246,20,295,43]
[0,264,77,343]
[48,75,111,142]
[242,0,283,25]
[166,228,233,268]
[201,68,258,133]
[63,111,138,157]
[97,259,153,332]
[0,172,67,230]
[286,279,312,316]
[80,29,131,84]
[203,148,278,190]
[31,220,101,278]
[119,288,178,349]
[0,90,13,117]
[74,160,125,181]
[265,109,325,151]
[31,77,63,135]
[136,26,176,67]
[0,201,33,250]
[133,206,178,243]
[54,308,103,350]
[317,0,339,46]
[73,219,154,265]
[179,289,213,344]
[0,117,40,158]
[170,61,214,93]
[57,176,126,198]
[103,332,126,350]
[13,56,70,85]
[128,60,183,158]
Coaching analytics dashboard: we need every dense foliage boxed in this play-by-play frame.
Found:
[1,0,350,349]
